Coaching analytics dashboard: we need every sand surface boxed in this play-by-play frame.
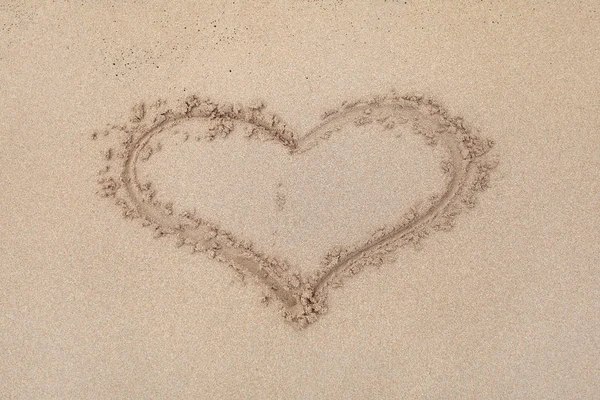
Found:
[1,0,599,398]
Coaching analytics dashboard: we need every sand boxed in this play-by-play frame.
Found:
[1,0,599,398]
[94,93,496,327]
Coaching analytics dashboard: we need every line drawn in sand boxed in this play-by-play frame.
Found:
[93,91,498,329]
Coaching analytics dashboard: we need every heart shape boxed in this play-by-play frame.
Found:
[94,92,498,328]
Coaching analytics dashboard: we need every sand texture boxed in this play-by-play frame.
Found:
[94,93,497,327]
[1,1,599,398]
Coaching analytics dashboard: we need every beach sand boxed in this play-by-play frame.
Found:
[1,1,599,398]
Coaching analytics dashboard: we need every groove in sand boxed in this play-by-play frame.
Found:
[93,91,498,328]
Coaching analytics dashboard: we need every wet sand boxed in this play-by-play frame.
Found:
[1,1,599,398]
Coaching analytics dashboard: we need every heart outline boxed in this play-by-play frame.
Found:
[94,91,498,328]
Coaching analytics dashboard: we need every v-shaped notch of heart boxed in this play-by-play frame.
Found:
[94,91,498,329]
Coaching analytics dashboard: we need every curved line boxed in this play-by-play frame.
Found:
[103,95,496,327]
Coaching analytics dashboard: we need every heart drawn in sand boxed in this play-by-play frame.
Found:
[94,92,498,328]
